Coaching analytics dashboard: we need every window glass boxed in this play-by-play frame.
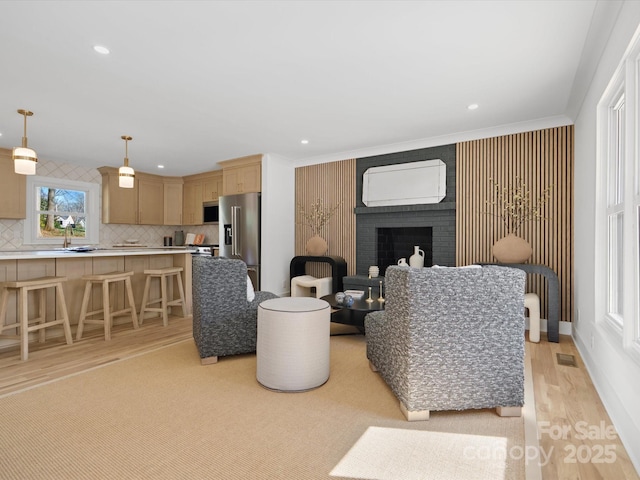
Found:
[24,176,99,245]
[608,212,624,325]
[37,187,87,239]
[610,94,625,206]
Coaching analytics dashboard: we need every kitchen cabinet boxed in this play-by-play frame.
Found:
[163,178,183,225]
[0,149,26,219]
[182,180,203,226]
[137,174,164,225]
[99,167,138,224]
[99,168,165,225]
[219,154,262,195]
[182,170,223,225]
[202,171,223,202]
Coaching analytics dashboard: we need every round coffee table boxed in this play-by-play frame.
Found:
[321,293,385,331]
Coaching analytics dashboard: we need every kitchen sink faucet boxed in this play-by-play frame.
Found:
[63,225,73,248]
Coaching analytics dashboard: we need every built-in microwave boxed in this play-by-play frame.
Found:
[203,201,219,224]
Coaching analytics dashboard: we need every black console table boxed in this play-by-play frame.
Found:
[482,263,560,342]
[290,256,347,293]
[343,275,385,292]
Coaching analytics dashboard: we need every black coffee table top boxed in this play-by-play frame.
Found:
[321,294,385,312]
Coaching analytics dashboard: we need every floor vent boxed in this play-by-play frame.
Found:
[556,353,577,367]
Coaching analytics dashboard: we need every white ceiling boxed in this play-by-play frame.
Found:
[0,0,617,176]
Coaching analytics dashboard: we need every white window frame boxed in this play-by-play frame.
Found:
[596,29,640,364]
[23,176,100,246]
[607,89,625,329]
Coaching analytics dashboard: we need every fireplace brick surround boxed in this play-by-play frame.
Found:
[355,144,456,275]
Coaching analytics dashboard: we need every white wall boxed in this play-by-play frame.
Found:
[260,153,295,296]
[573,1,640,471]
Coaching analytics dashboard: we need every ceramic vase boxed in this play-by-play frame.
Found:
[409,245,425,268]
[306,235,328,256]
[492,233,532,263]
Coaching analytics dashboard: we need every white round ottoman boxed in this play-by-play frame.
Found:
[257,297,330,392]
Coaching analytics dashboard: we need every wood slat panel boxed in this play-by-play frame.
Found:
[456,126,574,323]
[295,160,357,278]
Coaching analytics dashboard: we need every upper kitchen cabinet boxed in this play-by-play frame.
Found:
[99,167,138,224]
[182,176,203,226]
[163,177,184,225]
[202,171,223,202]
[219,154,262,195]
[181,170,222,225]
[0,149,26,219]
[99,167,164,225]
[137,173,164,225]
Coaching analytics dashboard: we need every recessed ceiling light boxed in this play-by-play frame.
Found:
[467,103,479,110]
[157,165,165,169]
[301,139,309,145]
[93,45,110,55]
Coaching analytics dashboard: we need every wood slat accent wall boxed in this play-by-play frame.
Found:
[295,159,357,278]
[456,126,574,323]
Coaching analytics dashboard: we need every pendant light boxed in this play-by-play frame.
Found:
[13,109,38,175]
[118,135,135,188]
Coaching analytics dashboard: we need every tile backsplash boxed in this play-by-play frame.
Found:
[0,158,219,250]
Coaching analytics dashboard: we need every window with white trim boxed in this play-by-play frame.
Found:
[607,91,625,327]
[24,176,100,245]
[597,30,640,358]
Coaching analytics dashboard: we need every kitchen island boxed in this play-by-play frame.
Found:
[0,248,193,350]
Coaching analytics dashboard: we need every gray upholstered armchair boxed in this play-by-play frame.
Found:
[365,265,526,421]
[192,256,278,364]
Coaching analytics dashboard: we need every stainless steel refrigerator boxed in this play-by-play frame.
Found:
[219,192,261,289]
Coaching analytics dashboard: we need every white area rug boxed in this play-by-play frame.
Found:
[331,426,510,480]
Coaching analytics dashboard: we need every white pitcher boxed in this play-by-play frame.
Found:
[409,246,425,268]
[397,258,408,267]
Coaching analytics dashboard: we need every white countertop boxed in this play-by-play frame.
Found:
[0,247,193,261]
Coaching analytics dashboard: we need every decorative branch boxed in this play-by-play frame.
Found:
[484,177,553,234]
[298,199,342,236]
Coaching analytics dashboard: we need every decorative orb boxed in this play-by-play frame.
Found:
[344,295,354,307]
[335,292,345,304]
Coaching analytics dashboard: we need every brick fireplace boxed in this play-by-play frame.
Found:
[377,226,433,275]
[354,144,456,275]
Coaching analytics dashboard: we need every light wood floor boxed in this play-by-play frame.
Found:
[0,321,638,479]
[531,332,638,480]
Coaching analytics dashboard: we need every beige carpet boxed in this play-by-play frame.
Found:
[0,335,529,479]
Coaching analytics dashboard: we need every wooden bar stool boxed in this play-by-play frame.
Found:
[76,271,139,341]
[139,266,187,326]
[0,276,73,361]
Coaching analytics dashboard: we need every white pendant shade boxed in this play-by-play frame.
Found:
[13,147,38,175]
[119,165,135,188]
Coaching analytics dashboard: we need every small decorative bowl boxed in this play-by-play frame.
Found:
[125,239,139,244]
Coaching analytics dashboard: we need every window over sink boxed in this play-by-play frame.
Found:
[23,176,100,245]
